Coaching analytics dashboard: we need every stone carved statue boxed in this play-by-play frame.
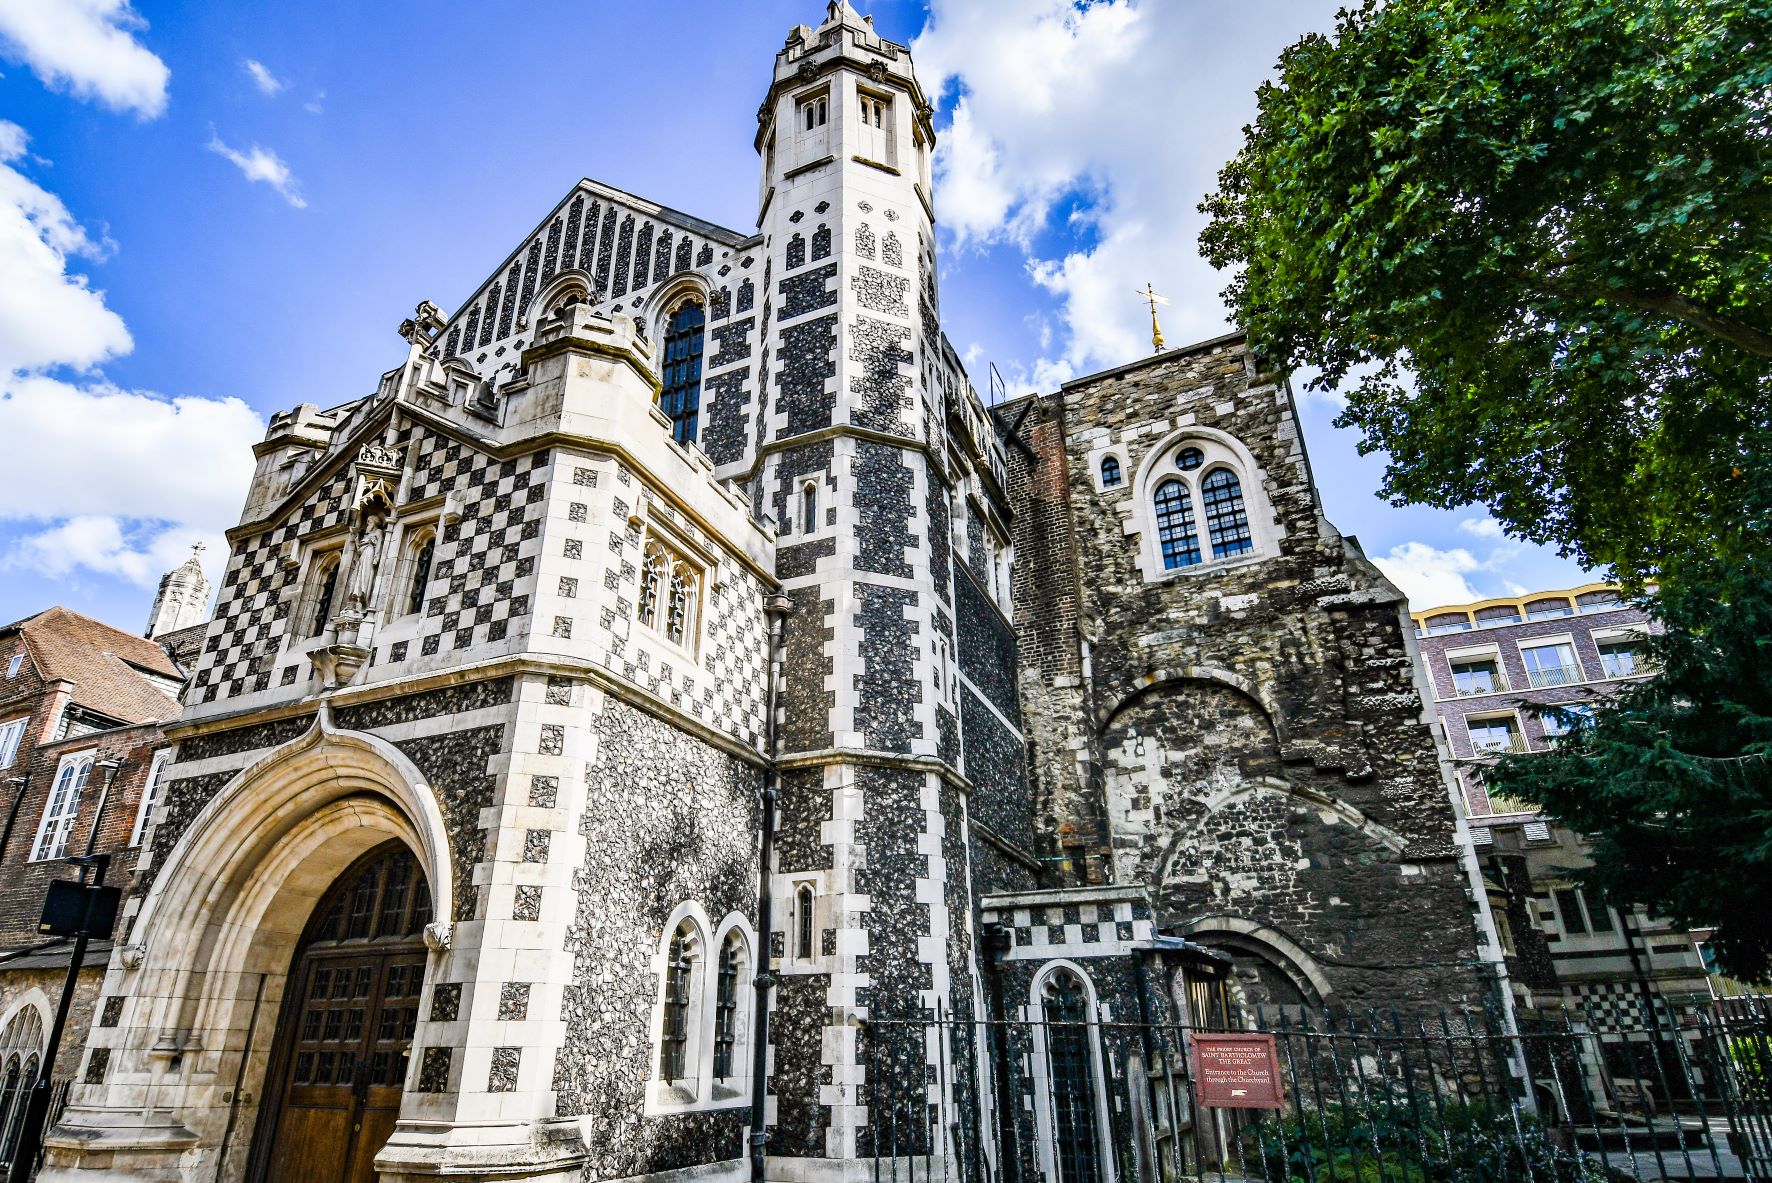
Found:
[344,529,381,612]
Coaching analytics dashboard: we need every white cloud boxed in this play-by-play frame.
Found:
[1373,541,1482,609]
[0,145,131,374]
[0,0,169,118]
[304,90,325,115]
[206,134,306,208]
[1458,516,1507,540]
[243,57,283,95]
[913,0,1342,379]
[0,123,263,592]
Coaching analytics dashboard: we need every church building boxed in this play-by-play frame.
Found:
[40,6,1499,1182]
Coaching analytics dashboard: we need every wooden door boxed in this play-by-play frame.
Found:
[253,844,431,1183]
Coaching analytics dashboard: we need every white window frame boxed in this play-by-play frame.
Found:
[644,902,753,1115]
[129,750,170,847]
[856,86,895,166]
[1517,636,1583,688]
[32,750,95,862]
[1123,428,1281,583]
[1466,711,1524,756]
[4,655,22,679]
[0,717,27,770]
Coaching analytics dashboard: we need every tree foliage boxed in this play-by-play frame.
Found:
[1200,0,1772,580]
[1486,456,1772,981]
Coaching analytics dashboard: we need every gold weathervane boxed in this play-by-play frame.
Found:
[1136,283,1169,352]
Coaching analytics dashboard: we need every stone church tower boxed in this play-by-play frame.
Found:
[143,545,210,639]
[39,7,1495,1183]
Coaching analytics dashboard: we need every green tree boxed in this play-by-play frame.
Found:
[1485,455,1772,980]
[1200,0,1772,580]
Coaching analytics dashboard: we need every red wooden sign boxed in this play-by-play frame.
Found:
[1191,1033,1285,1109]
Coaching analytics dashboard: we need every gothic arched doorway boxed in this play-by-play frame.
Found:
[248,840,432,1183]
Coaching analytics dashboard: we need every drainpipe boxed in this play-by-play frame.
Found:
[750,593,793,1183]
[0,775,29,862]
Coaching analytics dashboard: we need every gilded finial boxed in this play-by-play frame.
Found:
[1136,283,1169,352]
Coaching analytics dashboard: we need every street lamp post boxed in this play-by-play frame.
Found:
[8,756,123,1183]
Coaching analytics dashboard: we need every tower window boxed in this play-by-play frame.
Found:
[798,92,828,131]
[638,536,701,650]
[308,556,340,637]
[1100,456,1121,488]
[857,91,893,164]
[794,883,815,960]
[1153,478,1202,569]
[1177,447,1204,471]
[801,482,818,533]
[659,300,705,447]
[1201,468,1253,558]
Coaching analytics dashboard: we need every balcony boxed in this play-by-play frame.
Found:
[1451,680,1507,697]
[1472,736,1529,756]
[1524,664,1583,688]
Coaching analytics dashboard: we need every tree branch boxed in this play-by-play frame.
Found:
[1602,288,1772,358]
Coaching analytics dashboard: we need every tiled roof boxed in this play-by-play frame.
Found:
[1,607,182,724]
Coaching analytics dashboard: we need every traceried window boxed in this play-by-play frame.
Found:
[713,934,742,1079]
[1099,456,1121,488]
[659,300,705,446]
[637,536,701,650]
[1200,468,1254,558]
[1176,447,1204,471]
[798,91,828,131]
[659,923,695,1082]
[32,752,93,862]
[1153,478,1201,569]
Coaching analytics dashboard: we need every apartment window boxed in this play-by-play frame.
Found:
[1598,639,1641,678]
[0,718,25,770]
[1522,820,1552,842]
[1577,589,1624,613]
[1468,716,1521,755]
[1553,886,1614,936]
[659,299,705,446]
[1520,641,1581,688]
[1448,657,1503,696]
[798,91,828,132]
[1424,613,1472,636]
[1475,605,1522,626]
[130,751,169,847]
[4,655,21,679]
[32,752,94,862]
[1099,456,1121,488]
[1153,479,1201,570]
[1200,468,1254,558]
[638,537,701,650]
[1524,597,1573,620]
[1541,703,1594,738]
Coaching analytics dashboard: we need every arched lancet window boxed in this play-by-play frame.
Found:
[0,1006,43,1165]
[1042,969,1104,1183]
[309,556,339,637]
[794,883,815,960]
[1153,478,1202,570]
[1201,467,1253,558]
[712,932,744,1079]
[659,300,705,446]
[659,922,697,1082]
[801,482,818,533]
[638,536,700,649]
[405,533,435,618]
[1099,455,1121,488]
[638,541,666,631]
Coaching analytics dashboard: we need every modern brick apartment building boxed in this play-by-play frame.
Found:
[1412,586,1713,1071]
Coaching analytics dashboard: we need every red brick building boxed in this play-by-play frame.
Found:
[0,607,187,1145]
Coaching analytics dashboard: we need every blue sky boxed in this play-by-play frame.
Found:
[0,0,1589,634]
